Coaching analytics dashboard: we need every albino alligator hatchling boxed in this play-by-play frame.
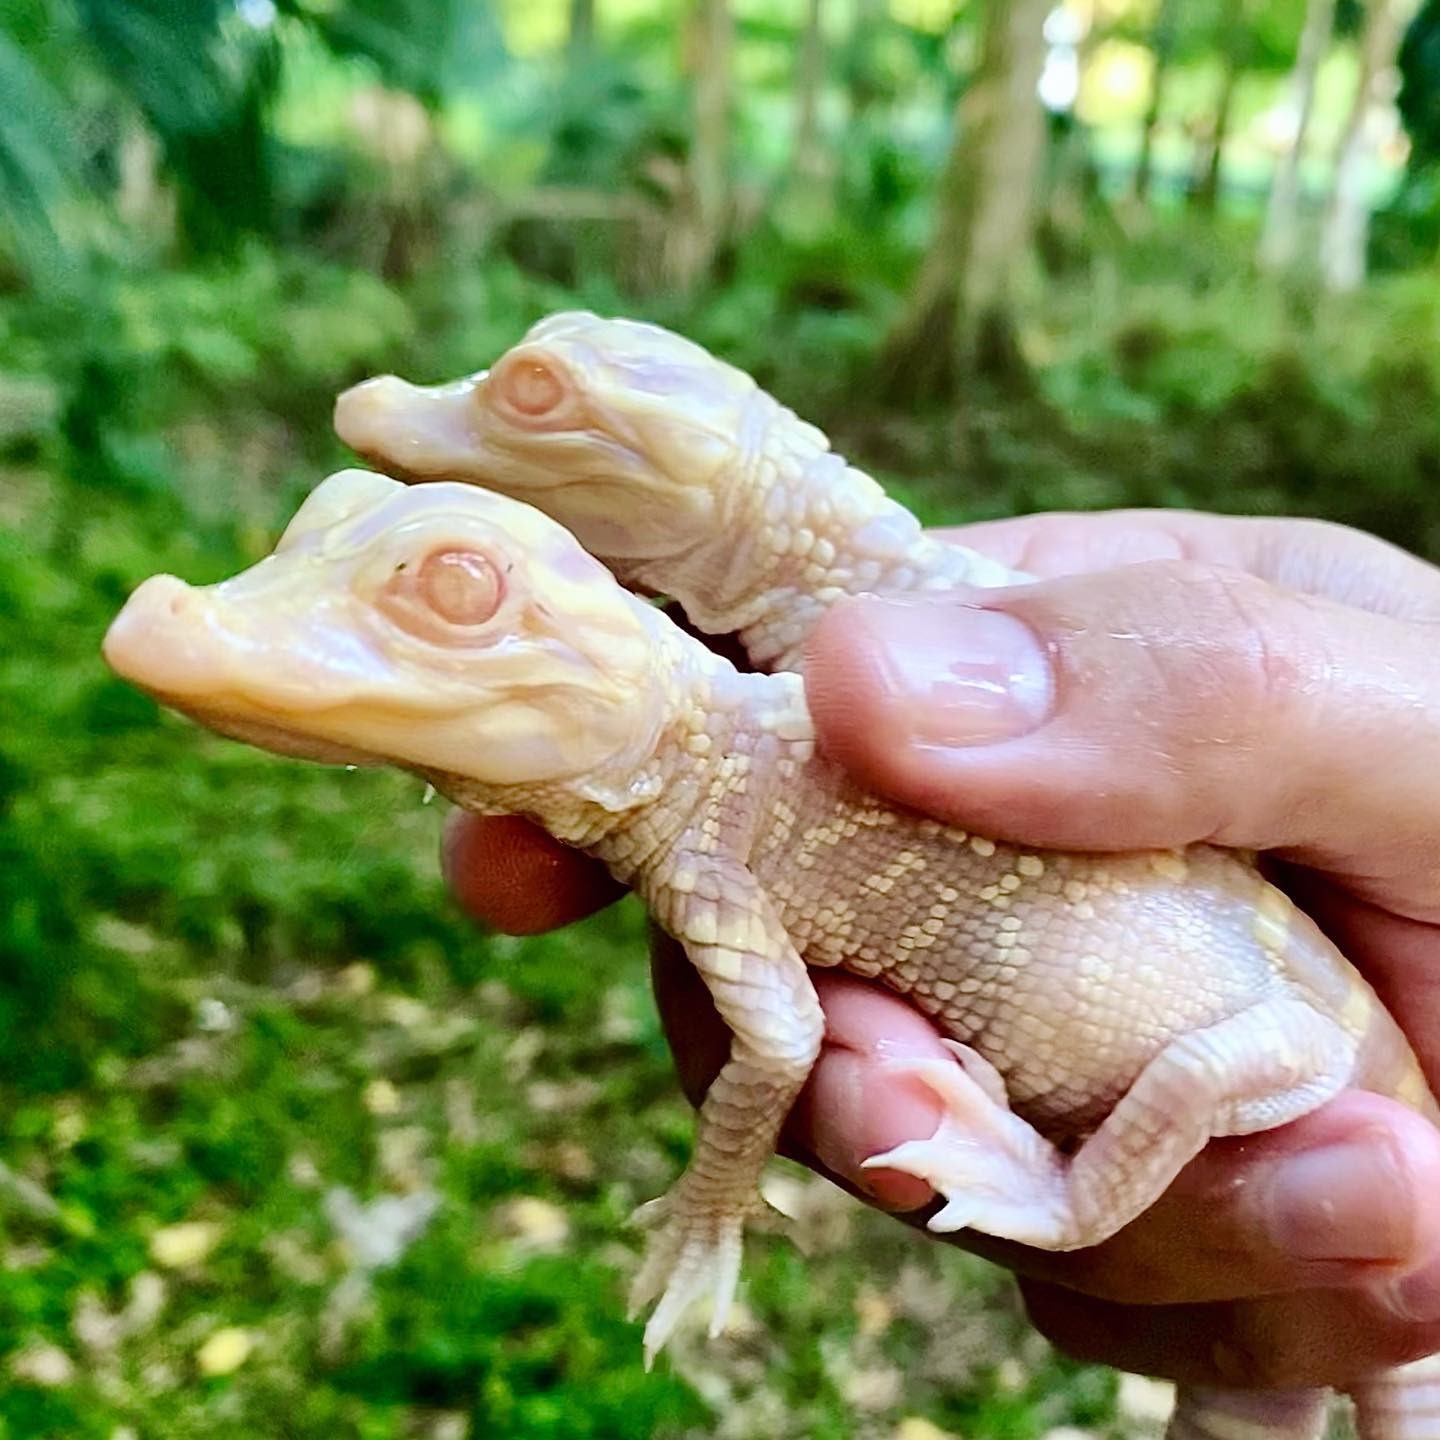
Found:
[334,310,1031,672]
[105,467,1438,1440]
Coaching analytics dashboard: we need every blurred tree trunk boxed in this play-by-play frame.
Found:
[1193,0,1250,211]
[665,0,733,289]
[845,0,885,128]
[877,0,1049,400]
[789,0,828,194]
[568,0,596,58]
[115,116,174,240]
[1259,0,1337,269]
[1320,0,1407,290]
[1133,0,1180,202]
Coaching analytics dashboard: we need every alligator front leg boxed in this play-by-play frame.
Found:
[633,855,824,1363]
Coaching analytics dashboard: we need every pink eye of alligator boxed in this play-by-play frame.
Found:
[419,549,503,625]
[496,357,567,419]
[380,548,504,640]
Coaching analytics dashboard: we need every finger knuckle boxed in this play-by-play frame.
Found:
[1137,560,1303,754]
[1225,1296,1440,1389]
[1251,517,1440,619]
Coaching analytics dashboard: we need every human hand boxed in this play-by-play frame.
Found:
[443,509,1440,1389]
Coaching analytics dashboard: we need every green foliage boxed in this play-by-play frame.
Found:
[284,0,509,106]
[1,0,508,265]
[0,5,86,276]
[1382,0,1440,267]
[1011,227,1440,551]
[1103,0,1309,72]
[72,0,284,251]
[1399,0,1440,167]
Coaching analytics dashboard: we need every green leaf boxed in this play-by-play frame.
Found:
[72,0,283,250]
[287,0,508,105]
[0,26,86,277]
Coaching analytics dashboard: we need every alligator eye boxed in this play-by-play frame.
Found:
[495,357,567,418]
[419,549,503,625]
[379,548,504,640]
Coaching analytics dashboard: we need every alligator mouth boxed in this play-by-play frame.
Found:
[152,694,383,768]
[334,375,481,482]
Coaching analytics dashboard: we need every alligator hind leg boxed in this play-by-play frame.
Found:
[865,1001,1352,1249]
[1167,1385,1330,1440]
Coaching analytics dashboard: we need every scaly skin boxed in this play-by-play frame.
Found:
[104,470,1439,1440]
[334,310,1024,671]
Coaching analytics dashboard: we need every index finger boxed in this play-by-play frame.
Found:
[941,510,1440,621]
[442,812,625,935]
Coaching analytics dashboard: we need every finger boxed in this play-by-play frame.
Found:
[1275,866,1440,1092]
[786,971,953,1212]
[805,562,1440,919]
[937,510,1440,621]
[650,944,1440,1303]
[441,811,625,935]
[1020,1252,1440,1389]
[973,1092,1440,1306]
[649,932,733,1108]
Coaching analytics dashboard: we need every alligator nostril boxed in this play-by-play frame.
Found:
[102,574,204,689]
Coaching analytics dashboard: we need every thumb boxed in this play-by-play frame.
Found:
[804,560,1440,921]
